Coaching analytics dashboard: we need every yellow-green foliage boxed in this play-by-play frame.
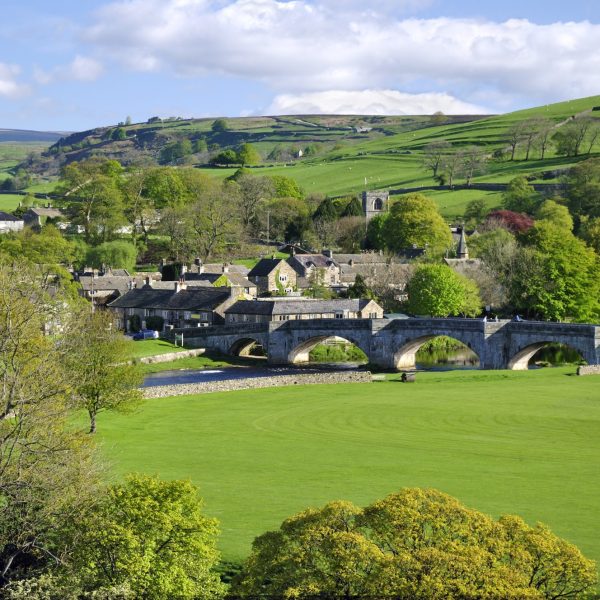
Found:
[234,488,597,599]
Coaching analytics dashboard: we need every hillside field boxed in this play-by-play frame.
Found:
[96,367,600,569]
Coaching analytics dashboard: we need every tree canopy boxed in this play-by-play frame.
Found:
[405,264,481,317]
[233,488,597,600]
[379,193,452,256]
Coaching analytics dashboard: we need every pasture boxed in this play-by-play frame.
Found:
[97,367,600,568]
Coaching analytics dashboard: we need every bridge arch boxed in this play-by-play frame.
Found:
[288,335,371,364]
[392,334,480,370]
[507,341,586,370]
[228,337,266,358]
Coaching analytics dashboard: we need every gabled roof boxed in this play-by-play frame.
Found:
[0,211,22,222]
[24,207,63,218]
[108,286,231,311]
[247,258,287,277]
[289,254,337,271]
[79,276,133,295]
[225,298,378,316]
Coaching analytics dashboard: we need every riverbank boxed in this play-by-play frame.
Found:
[143,370,372,398]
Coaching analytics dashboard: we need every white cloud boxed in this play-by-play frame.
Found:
[35,55,104,85]
[0,63,29,98]
[84,0,600,111]
[266,89,489,115]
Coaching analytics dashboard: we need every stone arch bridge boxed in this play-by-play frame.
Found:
[165,318,600,370]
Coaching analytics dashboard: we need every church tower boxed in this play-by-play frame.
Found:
[362,190,389,221]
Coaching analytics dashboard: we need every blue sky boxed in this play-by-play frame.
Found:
[1,0,599,131]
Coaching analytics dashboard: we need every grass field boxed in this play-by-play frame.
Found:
[129,338,188,359]
[96,367,600,569]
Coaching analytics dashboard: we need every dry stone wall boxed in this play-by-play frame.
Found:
[139,349,205,364]
[143,371,372,398]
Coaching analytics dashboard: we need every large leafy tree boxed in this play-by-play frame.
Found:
[63,310,143,433]
[565,157,600,224]
[58,158,126,243]
[405,264,481,317]
[503,176,539,215]
[380,193,452,256]
[187,179,243,260]
[510,222,600,321]
[70,475,225,600]
[0,260,99,587]
[233,488,597,599]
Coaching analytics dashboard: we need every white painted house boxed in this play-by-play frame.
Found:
[0,211,24,234]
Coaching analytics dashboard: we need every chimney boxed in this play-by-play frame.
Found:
[174,279,187,293]
[159,258,167,273]
[181,265,188,275]
[145,276,153,288]
[222,263,229,274]
[323,249,333,259]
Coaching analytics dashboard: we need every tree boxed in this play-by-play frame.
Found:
[269,175,304,200]
[536,199,573,231]
[70,475,225,599]
[347,274,375,299]
[209,149,238,166]
[439,149,462,187]
[111,127,126,141]
[463,198,489,227]
[85,240,138,271]
[512,222,600,321]
[381,193,452,256]
[580,216,600,254]
[312,197,338,222]
[503,176,539,214]
[405,264,481,317]
[459,145,487,185]
[486,210,534,234]
[58,158,126,243]
[532,118,555,159]
[63,310,143,433]
[187,179,242,260]
[0,260,100,587]
[341,196,363,217]
[237,143,261,166]
[0,225,79,266]
[233,488,597,600]
[236,174,275,232]
[422,140,451,180]
[565,158,600,223]
[553,117,598,157]
[211,118,229,133]
[505,122,525,160]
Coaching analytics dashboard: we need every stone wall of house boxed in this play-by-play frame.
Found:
[143,370,372,398]
[139,349,205,364]
[577,365,600,376]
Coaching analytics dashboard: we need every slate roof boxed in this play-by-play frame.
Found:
[184,272,255,288]
[108,286,232,311]
[24,207,63,218]
[79,276,133,295]
[289,254,337,272]
[148,280,213,289]
[225,298,376,316]
[247,258,286,277]
[331,253,387,266]
[0,211,22,222]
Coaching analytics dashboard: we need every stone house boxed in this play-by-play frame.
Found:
[287,253,340,289]
[22,207,65,228]
[224,297,384,324]
[184,271,257,298]
[247,258,297,295]
[107,281,240,331]
[0,211,24,234]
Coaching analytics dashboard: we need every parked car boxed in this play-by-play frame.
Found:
[132,329,159,340]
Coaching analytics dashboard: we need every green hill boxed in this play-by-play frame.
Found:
[17,95,600,219]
